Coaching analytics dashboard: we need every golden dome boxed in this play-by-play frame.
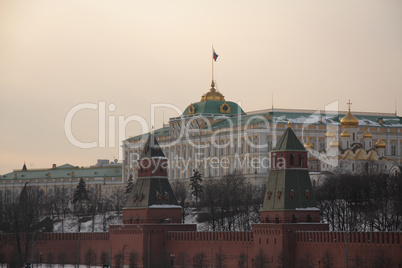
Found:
[201,81,225,102]
[341,128,350,138]
[362,130,373,139]
[375,137,386,149]
[304,137,314,150]
[325,130,335,138]
[330,137,339,148]
[340,101,359,128]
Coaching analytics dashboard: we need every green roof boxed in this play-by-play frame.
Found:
[272,127,306,152]
[1,164,122,181]
[261,169,317,211]
[124,177,179,209]
[140,134,165,159]
[182,100,245,116]
[125,109,402,143]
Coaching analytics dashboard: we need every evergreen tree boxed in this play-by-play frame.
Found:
[73,178,89,204]
[190,170,203,205]
[124,175,134,194]
[73,179,89,230]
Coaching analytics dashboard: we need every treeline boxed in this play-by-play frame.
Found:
[173,171,265,231]
[315,173,402,231]
[0,179,126,266]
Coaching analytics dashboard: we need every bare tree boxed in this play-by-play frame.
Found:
[321,250,334,268]
[238,252,247,268]
[374,251,392,268]
[299,251,314,268]
[2,184,46,265]
[58,252,66,268]
[315,174,402,232]
[253,249,269,268]
[99,197,113,232]
[47,252,54,268]
[128,251,138,268]
[114,252,123,268]
[177,251,188,268]
[215,247,227,268]
[199,171,264,231]
[172,180,190,223]
[193,251,207,268]
[110,187,126,216]
[87,189,99,232]
[85,248,96,268]
[100,251,109,266]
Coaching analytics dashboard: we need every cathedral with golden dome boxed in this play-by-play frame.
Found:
[122,82,402,186]
[307,101,399,185]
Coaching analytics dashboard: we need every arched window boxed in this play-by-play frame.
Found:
[220,141,224,156]
[290,154,294,166]
[298,154,303,167]
[254,137,259,152]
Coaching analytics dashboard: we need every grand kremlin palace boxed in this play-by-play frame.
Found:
[123,81,402,184]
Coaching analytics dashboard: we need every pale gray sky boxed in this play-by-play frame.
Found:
[1,0,401,174]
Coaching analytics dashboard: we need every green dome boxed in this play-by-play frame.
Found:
[183,100,245,116]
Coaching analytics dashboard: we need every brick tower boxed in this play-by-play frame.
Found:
[260,126,320,223]
[254,126,328,267]
[123,133,182,224]
[116,134,195,268]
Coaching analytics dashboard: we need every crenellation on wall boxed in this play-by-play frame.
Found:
[296,231,401,245]
[167,231,253,242]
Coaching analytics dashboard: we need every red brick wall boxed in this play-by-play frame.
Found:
[1,227,401,267]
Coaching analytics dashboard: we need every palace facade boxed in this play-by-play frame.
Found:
[1,127,400,268]
[0,160,122,203]
[123,81,402,184]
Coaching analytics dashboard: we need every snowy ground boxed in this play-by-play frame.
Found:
[51,210,204,233]
[52,212,122,233]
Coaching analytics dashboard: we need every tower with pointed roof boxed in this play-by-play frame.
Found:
[122,133,182,224]
[260,126,320,223]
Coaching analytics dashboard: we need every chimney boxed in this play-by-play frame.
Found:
[378,118,383,125]
[52,164,56,169]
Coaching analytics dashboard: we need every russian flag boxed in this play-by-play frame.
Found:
[213,49,218,61]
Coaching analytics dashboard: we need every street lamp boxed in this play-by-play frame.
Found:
[31,228,45,268]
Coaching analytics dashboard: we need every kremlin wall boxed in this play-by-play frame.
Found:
[1,128,401,268]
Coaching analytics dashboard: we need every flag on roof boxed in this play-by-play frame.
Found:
[213,49,218,61]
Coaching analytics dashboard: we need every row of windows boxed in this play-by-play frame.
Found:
[168,164,260,180]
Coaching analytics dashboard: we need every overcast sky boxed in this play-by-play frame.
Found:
[1,0,401,174]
